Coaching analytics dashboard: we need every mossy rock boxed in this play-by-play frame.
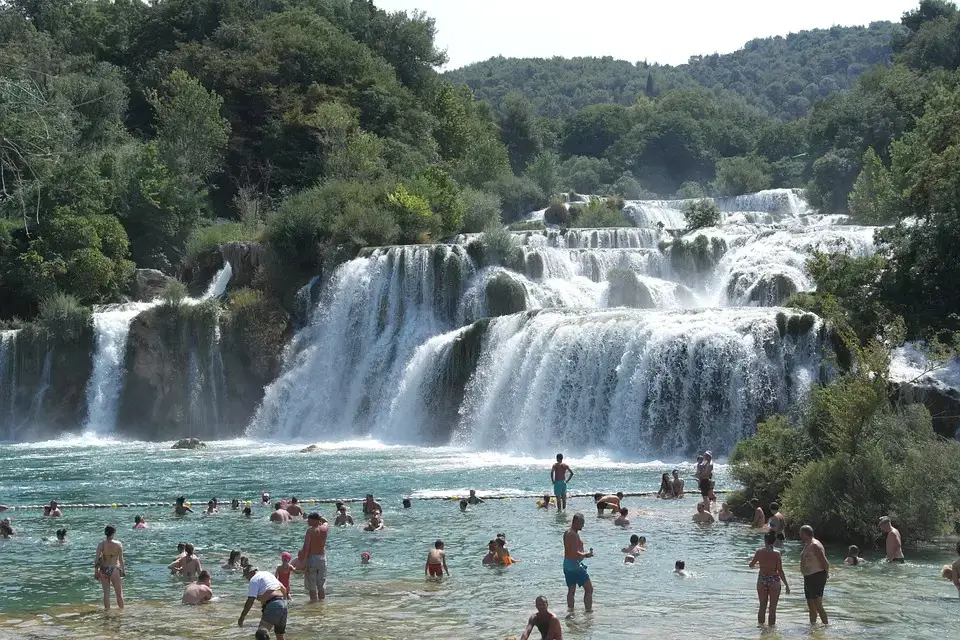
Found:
[485,273,527,317]
[606,269,654,309]
[748,274,798,306]
[799,313,817,334]
[526,252,545,279]
[775,312,788,338]
[786,314,802,338]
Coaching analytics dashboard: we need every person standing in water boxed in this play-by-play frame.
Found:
[750,499,766,528]
[425,540,450,579]
[879,516,904,563]
[563,513,594,611]
[174,496,193,516]
[286,497,304,518]
[768,502,786,543]
[671,470,685,498]
[94,525,126,610]
[799,524,829,625]
[695,452,714,506]
[239,566,288,640]
[275,552,298,599]
[169,543,202,578]
[750,530,790,626]
[363,494,382,515]
[519,596,563,640]
[657,473,673,499]
[297,512,329,602]
[182,570,213,604]
[551,454,574,511]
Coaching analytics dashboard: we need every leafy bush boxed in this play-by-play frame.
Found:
[161,281,188,306]
[388,184,438,243]
[507,220,545,232]
[186,222,262,266]
[483,174,546,222]
[711,155,772,196]
[570,198,632,228]
[675,181,708,199]
[670,234,727,275]
[471,226,522,268]
[460,188,502,233]
[543,199,570,226]
[684,199,721,230]
[37,293,92,341]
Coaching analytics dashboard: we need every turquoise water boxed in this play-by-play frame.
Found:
[0,439,957,639]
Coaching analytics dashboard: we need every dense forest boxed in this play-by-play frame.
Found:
[446,22,903,120]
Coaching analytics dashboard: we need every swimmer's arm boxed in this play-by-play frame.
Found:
[119,544,126,575]
[519,616,535,640]
[813,545,830,573]
[566,468,574,482]
[238,596,255,626]
[443,553,450,576]
[778,559,790,594]
[748,550,759,568]
[168,557,183,571]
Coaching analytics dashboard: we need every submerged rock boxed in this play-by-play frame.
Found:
[171,437,206,449]
[485,273,526,317]
[300,444,319,453]
[606,269,655,309]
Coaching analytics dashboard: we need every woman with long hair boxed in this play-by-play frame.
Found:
[749,530,789,626]
[94,525,126,609]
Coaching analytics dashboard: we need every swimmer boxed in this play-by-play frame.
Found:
[364,511,384,532]
[768,502,786,543]
[496,538,516,565]
[879,516,904,563]
[0,518,12,538]
[425,540,450,579]
[362,494,382,515]
[613,508,630,527]
[45,500,63,517]
[182,570,213,604]
[402,498,412,509]
[563,513,594,611]
[551,453,574,511]
[467,489,484,505]
[594,492,622,515]
[333,504,354,526]
[261,492,270,505]
[55,528,67,543]
[297,512,329,602]
[519,595,563,640]
[286,498,303,518]
[750,499,765,528]
[174,496,193,516]
[224,550,241,570]
[459,499,468,512]
[718,502,734,522]
[94,525,126,609]
[231,498,241,510]
[950,541,960,598]
[674,560,689,577]
[844,545,865,565]
[243,506,253,517]
[692,502,715,524]
[269,503,291,523]
[361,551,371,565]
[538,495,553,509]
[621,534,645,562]
[671,470,685,498]
[750,530,790,625]
[169,543,202,578]
[657,473,674,499]
[482,540,498,565]
[240,556,250,571]
[239,566,289,640]
[134,514,148,529]
[275,552,298,599]
[205,499,219,515]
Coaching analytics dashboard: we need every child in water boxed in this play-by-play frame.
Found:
[361,551,371,565]
[674,560,689,577]
[844,545,866,565]
[275,551,298,599]
[459,499,468,512]
[133,515,148,529]
[425,540,449,579]
[621,534,647,562]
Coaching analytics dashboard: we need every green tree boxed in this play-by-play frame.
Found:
[848,148,897,223]
[711,155,772,196]
[684,200,721,230]
[499,92,542,173]
[525,150,560,197]
[388,184,438,243]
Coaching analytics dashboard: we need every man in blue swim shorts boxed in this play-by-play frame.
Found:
[551,453,574,511]
[563,513,594,610]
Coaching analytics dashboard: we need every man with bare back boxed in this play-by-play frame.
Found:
[799,524,829,625]
[551,454,574,511]
[562,513,594,611]
[297,512,329,602]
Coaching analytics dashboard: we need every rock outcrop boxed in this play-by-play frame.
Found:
[172,438,206,449]
[220,242,266,289]
[893,381,960,440]
[134,269,176,302]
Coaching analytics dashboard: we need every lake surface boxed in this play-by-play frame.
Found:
[0,438,956,639]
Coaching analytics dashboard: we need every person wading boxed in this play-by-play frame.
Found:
[562,513,594,611]
[799,524,830,625]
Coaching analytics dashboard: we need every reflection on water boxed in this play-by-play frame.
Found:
[0,440,956,639]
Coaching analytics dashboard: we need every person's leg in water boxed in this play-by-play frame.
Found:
[582,578,593,612]
[111,568,124,609]
[566,584,576,609]
[814,597,828,624]
[756,584,768,625]
[101,574,111,610]
[767,583,781,625]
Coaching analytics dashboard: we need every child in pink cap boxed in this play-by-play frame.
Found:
[275,551,298,598]
[361,552,371,565]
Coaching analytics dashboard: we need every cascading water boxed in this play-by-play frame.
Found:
[0,330,18,430]
[252,189,874,455]
[82,262,233,436]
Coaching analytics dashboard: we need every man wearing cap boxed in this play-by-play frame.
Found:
[297,512,329,602]
[879,516,904,563]
[239,565,288,639]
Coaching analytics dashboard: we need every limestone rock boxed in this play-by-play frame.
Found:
[134,269,176,302]
[220,242,266,289]
[172,437,206,449]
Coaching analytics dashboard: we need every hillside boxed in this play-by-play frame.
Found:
[445,22,904,119]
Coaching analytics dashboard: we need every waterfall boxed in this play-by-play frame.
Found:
[0,330,18,432]
[83,302,158,434]
[28,348,53,427]
[202,261,233,299]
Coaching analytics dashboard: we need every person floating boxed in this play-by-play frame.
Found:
[519,595,563,640]
[402,498,412,509]
[133,514,148,529]
[550,454,574,511]
[844,545,865,565]
[879,516,904,563]
[182,570,213,604]
[239,565,288,640]
[799,524,830,626]
[297,512,329,602]
[750,530,790,626]
[562,513,594,611]
[425,540,450,579]
[94,525,125,610]
[0,518,12,538]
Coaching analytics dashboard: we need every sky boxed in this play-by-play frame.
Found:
[374,0,921,70]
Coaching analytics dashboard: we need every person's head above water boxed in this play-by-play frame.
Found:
[56,528,67,541]
[675,560,685,571]
[458,499,467,511]
[487,540,497,552]
[556,453,563,462]
[104,525,116,538]
[878,515,892,532]
[593,492,602,501]
[571,513,585,530]
[255,629,270,640]
[228,550,240,564]
[361,551,371,564]
[434,540,444,549]
[616,491,623,499]
[274,502,282,511]
[696,503,706,512]
[848,544,860,557]
[619,507,628,516]
[290,497,298,505]
[242,565,257,579]
[630,534,639,545]
[770,501,780,512]
[176,496,185,505]
[184,543,195,556]
[764,530,777,546]
[177,542,186,552]
[134,515,143,524]
[197,570,211,585]
[535,595,548,613]
[402,498,411,508]
[281,551,291,562]
[469,489,476,496]
[242,507,251,516]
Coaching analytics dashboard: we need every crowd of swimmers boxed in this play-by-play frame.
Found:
[3,451,960,640]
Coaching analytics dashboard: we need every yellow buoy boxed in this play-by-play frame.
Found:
[111,504,117,508]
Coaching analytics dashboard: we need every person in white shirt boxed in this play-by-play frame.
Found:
[239,566,289,640]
